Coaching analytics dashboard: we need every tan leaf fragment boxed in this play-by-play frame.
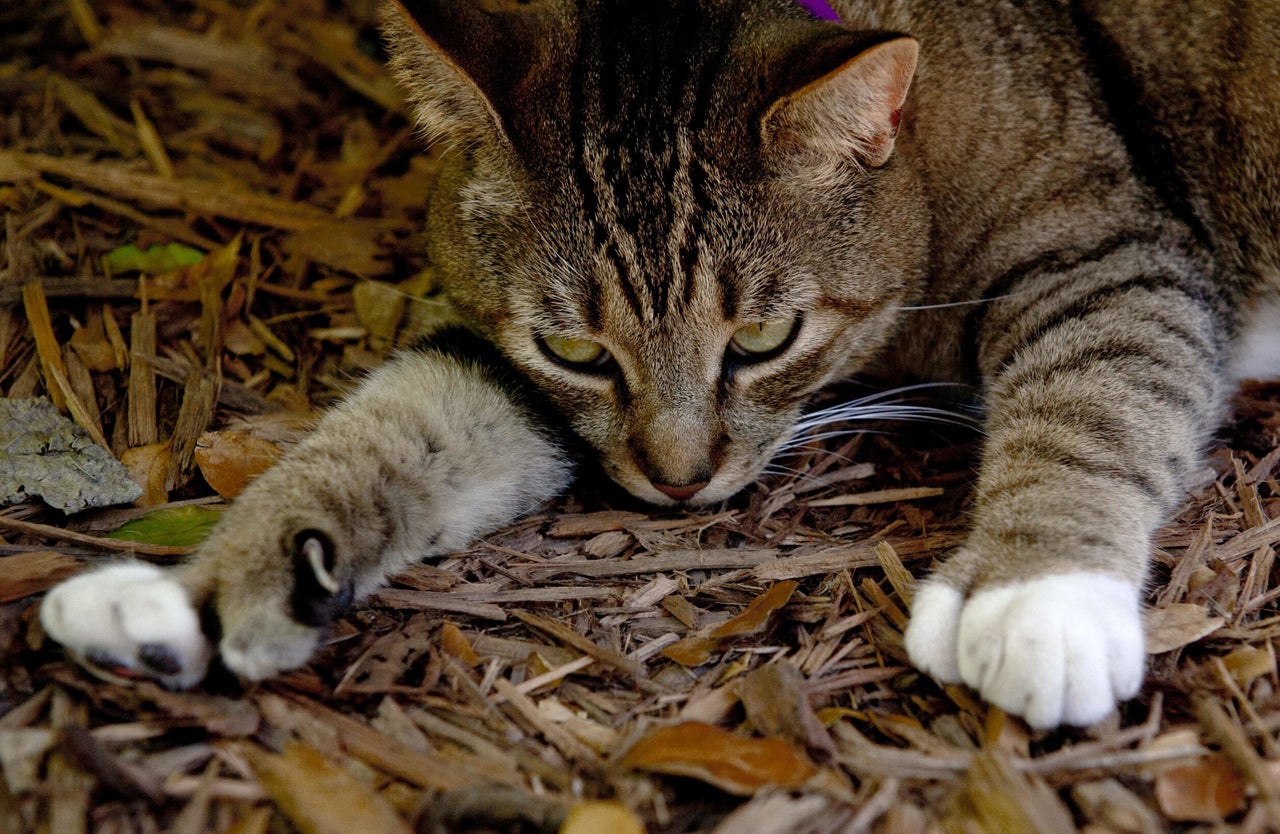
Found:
[1144,603,1225,654]
[560,801,646,834]
[121,441,173,507]
[1154,754,1247,822]
[438,622,480,666]
[353,280,406,347]
[738,661,836,764]
[1222,645,1275,687]
[620,721,819,796]
[194,430,282,499]
[662,581,798,666]
[0,551,80,604]
[242,741,410,834]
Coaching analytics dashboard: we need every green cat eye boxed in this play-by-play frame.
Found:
[540,334,609,367]
[729,317,799,358]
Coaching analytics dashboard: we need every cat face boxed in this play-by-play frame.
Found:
[385,0,927,504]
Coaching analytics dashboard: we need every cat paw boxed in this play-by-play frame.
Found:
[40,563,212,690]
[906,573,1144,728]
[903,581,964,683]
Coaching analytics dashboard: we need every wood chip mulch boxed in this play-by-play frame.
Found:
[2,1,1279,831]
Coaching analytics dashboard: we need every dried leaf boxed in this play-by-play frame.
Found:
[1144,603,1225,654]
[738,661,836,764]
[284,222,390,276]
[121,441,172,507]
[243,742,410,834]
[620,721,819,795]
[663,581,798,666]
[438,622,479,666]
[105,505,222,547]
[560,801,645,834]
[194,430,282,499]
[1154,755,1247,822]
[0,551,80,603]
[1222,645,1274,687]
[352,280,406,345]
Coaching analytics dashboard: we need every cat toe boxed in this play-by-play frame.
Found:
[956,574,1143,729]
[218,616,321,681]
[40,562,212,689]
[904,580,965,682]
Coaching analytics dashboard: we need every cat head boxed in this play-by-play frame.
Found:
[383,0,928,504]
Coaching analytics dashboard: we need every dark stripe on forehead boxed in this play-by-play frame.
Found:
[719,260,740,319]
[578,0,730,321]
[677,17,732,313]
[571,0,647,321]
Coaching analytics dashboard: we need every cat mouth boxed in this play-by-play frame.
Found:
[610,460,761,507]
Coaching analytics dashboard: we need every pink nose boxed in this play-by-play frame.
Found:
[651,481,710,501]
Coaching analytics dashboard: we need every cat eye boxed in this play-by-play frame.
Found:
[728,316,800,360]
[539,334,611,369]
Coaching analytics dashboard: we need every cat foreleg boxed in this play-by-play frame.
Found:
[41,336,574,687]
[905,240,1227,728]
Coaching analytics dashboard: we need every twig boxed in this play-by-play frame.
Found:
[0,515,190,558]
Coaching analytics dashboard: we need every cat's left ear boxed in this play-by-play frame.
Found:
[763,36,918,168]
[380,0,554,150]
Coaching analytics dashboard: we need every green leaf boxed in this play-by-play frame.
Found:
[106,505,222,547]
[106,242,206,274]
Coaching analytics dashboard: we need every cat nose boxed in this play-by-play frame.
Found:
[651,480,710,501]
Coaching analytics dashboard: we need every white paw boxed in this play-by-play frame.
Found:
[40,563,212,689]
[956,574,1144,728]
[903,581,964,683]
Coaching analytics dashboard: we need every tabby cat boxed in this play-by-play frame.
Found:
[42,0,1279,728]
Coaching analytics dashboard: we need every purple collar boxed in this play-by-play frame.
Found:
[795,0,841,22]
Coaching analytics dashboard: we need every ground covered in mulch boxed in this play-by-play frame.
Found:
[2,1,1280,832]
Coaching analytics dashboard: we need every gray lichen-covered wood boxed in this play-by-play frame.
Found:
[0,398,142,513]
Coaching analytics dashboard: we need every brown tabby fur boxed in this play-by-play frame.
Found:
[40,0,1280,725]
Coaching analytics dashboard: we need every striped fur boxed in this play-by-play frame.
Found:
[42,0,1278,726]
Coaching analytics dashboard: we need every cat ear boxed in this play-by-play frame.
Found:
[763,36,918,168]
[381,0,549,148]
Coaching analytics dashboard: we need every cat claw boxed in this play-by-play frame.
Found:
[40,562,212,690]
[907,573,1144,729]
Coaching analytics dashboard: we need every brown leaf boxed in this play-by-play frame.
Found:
[121,441,173,507]
[737,661,836,765]
[620,721,819,795]
[283,222,390,276]
[194,430,282,499]
[0,551,81,603]
[438,622,479,666]
[1222,645,1275,687]
[663,582,798,666]
[243,741,410,834]
[352,280,406,346]
[1144,603,1225,654]
[1154,755,1247,822]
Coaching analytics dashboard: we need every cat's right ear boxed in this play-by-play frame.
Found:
[380,0,549,148]
[763,35,918,168]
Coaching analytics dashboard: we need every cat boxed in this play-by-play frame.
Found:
[41,0,1279,728]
